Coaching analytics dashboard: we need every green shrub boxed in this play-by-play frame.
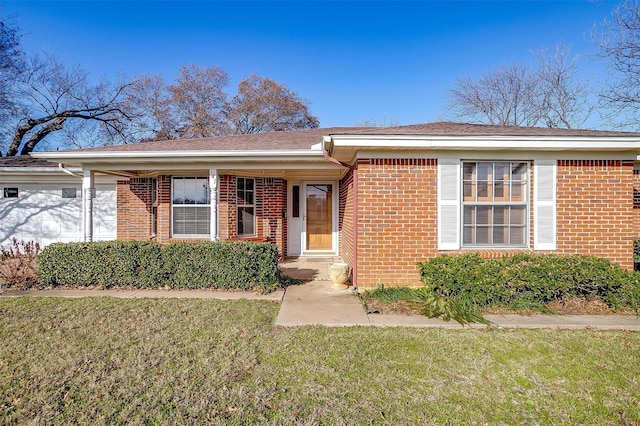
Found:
[37,241,162,288]
[409,287,491,325]
[37,240,279,291]
[362,286,490,326]
[160,241,279,290]
[419,253,640,312]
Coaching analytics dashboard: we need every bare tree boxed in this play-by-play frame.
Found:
[0,18,24,154]
[595,0,640,128]
[353,117,400,127]
[119,75,177,142]
[447,44,592,128]
[225,74,319,134]
[448,63,540,126]
[4,53,132,156]
[168,64,229,138]
[533,43,592,128]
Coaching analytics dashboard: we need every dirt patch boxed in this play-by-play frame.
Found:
[547,298,612,315]
[364,299,419,315]
[365,296,636,316]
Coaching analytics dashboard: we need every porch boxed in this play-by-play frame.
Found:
[81,167,348,259]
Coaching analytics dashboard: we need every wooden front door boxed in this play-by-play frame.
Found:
[305,184,333,251]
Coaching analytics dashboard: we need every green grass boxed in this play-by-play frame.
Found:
[363,286,421,304]
[1,297,639,424]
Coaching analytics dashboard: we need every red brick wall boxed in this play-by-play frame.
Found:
[260,177,287,254]
[633,169,640,236]
[218,175,235,241]
[354,158,635,288]
[555,160,634,269]
[155,175,172,243]
[116,178,153,240]
[216,175,286,255]
[356,159,438,287]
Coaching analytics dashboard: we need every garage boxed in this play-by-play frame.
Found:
[0,157,117,247]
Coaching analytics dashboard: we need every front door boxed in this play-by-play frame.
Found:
[305,183,333,251]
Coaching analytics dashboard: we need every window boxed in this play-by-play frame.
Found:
[292,185,300,218]
[172,177,210,237]
[150,178,158,237]
[3,188,18,198]
[236,177,255,236]
[61,188,77,199]
[462,161,528,247]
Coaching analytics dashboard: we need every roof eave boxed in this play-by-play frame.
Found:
[328,134,640,150]
[31,149,325,163]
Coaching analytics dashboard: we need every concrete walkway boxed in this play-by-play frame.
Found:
[2,256,639,330]
[275,256,370,326]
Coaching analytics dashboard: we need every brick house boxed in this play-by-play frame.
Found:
[4,122,638,288]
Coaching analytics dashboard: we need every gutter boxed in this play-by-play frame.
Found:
[322,143,359,290]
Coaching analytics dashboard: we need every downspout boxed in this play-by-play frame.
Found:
[58,163,83,178]
[322,143,359,290]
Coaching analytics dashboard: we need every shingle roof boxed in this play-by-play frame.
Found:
[59,127,364,153]
[26,122,640,155]
[334,122,640,137]
[0,155,57,168]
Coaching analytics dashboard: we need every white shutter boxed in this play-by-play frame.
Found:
[534,160,557,250]
[438,159,461,250]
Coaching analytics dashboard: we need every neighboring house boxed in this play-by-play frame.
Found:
[2,122,639,288]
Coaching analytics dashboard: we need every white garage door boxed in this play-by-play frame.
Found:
[0,182,116,248]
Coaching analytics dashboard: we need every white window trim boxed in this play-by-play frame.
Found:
[171,176,211,238]
[461,161,530,249]
[236,177,256,237]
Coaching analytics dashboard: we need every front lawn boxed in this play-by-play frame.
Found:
[1,297,639,424]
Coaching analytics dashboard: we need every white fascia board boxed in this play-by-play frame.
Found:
[84,161,344,172]
[31,149,324,162]
[330,134,640,151]
[357,149,638,161]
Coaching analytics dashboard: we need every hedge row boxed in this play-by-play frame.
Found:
[37,240,280,291]
[419,253,640,311]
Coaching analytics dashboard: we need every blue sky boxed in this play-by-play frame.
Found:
[2,0,621,128]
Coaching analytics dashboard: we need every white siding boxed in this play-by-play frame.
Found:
[93,184,117,241]
[0,178,117,247]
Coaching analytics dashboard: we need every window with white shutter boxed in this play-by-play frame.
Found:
[533,160,556,250]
